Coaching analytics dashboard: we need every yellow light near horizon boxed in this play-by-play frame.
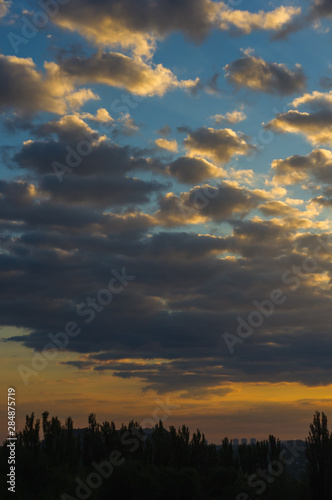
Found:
[1,327,332,443]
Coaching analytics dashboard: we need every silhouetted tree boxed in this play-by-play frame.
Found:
[152,420,171,466]
[0,410,319,500]
[190,428,208,472]
[19,412,40,455]
[269,434,282,461]
[306,411,332,500]
[220,437,233,467]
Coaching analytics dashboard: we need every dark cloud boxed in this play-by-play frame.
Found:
[54,0,301,59]
[56,0,216,52]
[59,51,197,96]
[312,195,332,207]
[312,185,332,207]
[188,72,221,96]
[2,115,34,133]
[206,72,220,94]
[271,15,308,41]
[259,200,299,217]
[112,113,142,137]
[12,115,157,179]
[157,125,172,137]
[311,0,332,18]
[224,52,306,95]
[0,55,96,116]
[3,181,332,393]
[1,109,331,398]
[39,174,164,208]
[265,109,332,145]
[183,126,254,163]
[166,156,224,184]
[155,182,267,225]
[265,91,332,145]
[1,4,332,398]
[271,148,332,185]
[272,0,332,40]
[320,76,332,89]
[0,55,63,115]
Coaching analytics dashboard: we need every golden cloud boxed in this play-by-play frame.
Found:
[183,127,253,163]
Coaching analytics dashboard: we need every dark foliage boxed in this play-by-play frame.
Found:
[1,411,330,499]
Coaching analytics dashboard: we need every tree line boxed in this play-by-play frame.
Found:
[1,410,331,499]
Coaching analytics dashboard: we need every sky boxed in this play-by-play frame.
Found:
[1,0,332,444]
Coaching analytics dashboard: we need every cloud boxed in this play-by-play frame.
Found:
[255,199,324,231]
[39,174,163,208]
[217,5,301,34]
[32,114,103,144]
[155,138,178,152]
[271,148,332,185]
[10,115,165,208]
[0,54,98,115]
[59,51,198,97]
[76,108,114,123]
[116,113,140,136]
[311,0,332,19]
[3,172,332,393]
[55,0,212,59]
[0,179,161,237]
[0,50,197,119]
[274,0,332,40]
[265,89,332,145]
[258,200,306,219]
[292,89,332,109]
[4,1,332,400]
[190,72,221,96]
[312,190,332,208]
[0,0,9,18]
[266,109,332,145]
[157,125,172,137]
[166,156,225,184]
[93,358,234,394]
[155,181,267,225]
[65,88,99,109]
[183,126,253,163]
[320,76,332,89]
[204,72,220,94]
[53,1,301,59]
[212,110,247,124]
[224,51,306,95]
